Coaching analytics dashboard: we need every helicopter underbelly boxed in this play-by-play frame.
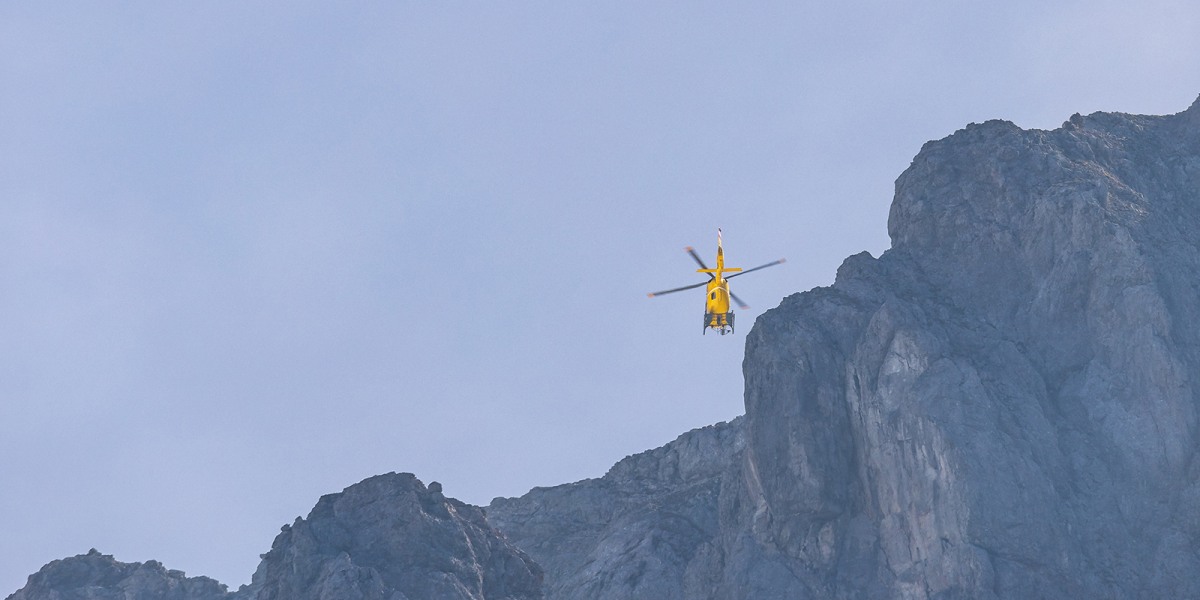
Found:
[703,311,734,335]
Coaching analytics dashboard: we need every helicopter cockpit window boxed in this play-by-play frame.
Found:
[711,292,716,300]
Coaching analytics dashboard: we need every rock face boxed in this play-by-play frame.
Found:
[7,475,542,600]
[11,97,1200,600]
[6,549,231,600]
[738,98,1200,598]
[487,419,755,599]
[245,473,542,600]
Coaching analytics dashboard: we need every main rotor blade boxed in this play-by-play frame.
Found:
[685,246,712,275]
[730,291,750,310]
[648,280,709,298]
[726,258,786,279]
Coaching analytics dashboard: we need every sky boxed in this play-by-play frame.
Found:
[2,1,1199,594]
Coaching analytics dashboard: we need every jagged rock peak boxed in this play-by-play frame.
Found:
[246,472,543,600]
[888,96,1200,319]
[746,96,1200,598]
[6,548,231,600]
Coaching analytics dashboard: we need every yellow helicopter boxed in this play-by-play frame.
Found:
[648,229,785,335]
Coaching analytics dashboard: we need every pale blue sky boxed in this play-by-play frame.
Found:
[3,1,1198,593]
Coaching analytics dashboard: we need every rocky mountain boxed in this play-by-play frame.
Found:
[8,475,541,600]
[6,549,231,600]
[10,97,1200,599]
[244,473,542,600]
[486,419,753,599]
[808,98,1200,598]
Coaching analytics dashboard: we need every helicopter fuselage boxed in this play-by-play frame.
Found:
[696,245,740,334]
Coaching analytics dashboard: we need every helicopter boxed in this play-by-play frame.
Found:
[647,229,785,335]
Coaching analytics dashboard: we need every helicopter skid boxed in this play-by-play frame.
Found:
[704,312,734,335]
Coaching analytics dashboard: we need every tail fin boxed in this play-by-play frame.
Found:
[699,228,739,277]
[716,228,724,269]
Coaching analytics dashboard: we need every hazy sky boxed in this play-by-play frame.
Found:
[3,1,1198,593]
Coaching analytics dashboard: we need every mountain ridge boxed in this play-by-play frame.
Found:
[11,95,1200,599]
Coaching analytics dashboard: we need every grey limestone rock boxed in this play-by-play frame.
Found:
[739,96,1200,598]
[487,419,757,599]
[6,549,232,600]
[245,472,543,600]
